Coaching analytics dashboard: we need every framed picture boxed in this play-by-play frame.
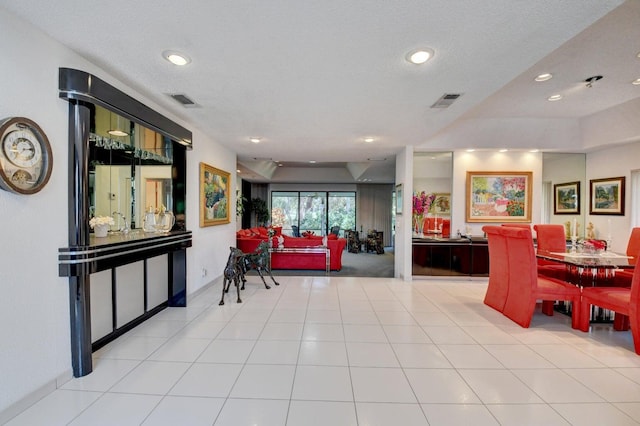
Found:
[553,181,580,214]
[200,162,230,227]
[395,184,403,215]
[430,193,451,215]
[466,171,532,222]
[590,176,625,215]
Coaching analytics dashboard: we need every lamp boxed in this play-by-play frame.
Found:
[108,112,129,137]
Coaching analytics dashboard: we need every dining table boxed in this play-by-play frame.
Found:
[536,248,634,328]
[536,248,634,286]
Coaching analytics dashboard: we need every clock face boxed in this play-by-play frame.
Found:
[0,117,52,194]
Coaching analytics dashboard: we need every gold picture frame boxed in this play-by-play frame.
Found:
[200,162,230,227]
[466,171,532,222]
[430,193,451,215]
[589,176,625,215]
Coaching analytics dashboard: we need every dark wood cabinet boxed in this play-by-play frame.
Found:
[412,237,489,277]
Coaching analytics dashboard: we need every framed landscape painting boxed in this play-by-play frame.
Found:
[554,181,580,214]
[590,176,625,215]
[200,162,230,227]
[466,171,532,222]
[395,184,403,215]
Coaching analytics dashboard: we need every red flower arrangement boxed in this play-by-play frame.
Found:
[412,191,436,216]
[582,239,606,252]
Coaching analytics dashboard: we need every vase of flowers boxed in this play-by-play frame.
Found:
[90,215,114,237]
[412,191,436,236]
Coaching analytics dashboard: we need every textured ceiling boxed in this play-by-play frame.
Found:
[0,0,636,183]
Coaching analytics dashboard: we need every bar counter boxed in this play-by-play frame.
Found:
[58,230,192,277]
[58,230,192,377]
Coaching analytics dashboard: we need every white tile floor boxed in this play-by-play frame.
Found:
[6,276,640,425]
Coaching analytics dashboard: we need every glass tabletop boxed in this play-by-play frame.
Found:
[536,249,634,269]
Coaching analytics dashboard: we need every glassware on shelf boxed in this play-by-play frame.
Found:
[155,210,175,233]
[142,207,157,233]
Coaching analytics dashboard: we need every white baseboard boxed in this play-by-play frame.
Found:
[0,368,71,425]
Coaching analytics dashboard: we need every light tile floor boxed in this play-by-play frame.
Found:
[6,276,640,425]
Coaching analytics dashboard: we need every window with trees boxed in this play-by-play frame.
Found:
[271,191,356,236]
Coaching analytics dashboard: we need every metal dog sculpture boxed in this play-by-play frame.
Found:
[239,241,279,290]
[219,247,245,305]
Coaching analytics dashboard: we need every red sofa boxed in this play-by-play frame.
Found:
[236,228,347,271]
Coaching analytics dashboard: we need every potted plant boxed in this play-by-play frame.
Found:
[250,197,270,226]
[236,190,247,217]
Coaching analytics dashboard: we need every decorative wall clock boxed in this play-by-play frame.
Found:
[0,117,53,194]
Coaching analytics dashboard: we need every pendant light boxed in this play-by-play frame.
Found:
[108,112,129,137]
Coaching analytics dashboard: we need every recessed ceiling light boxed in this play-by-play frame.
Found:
[499,149,508,153]
[633,78,640,85]
[309,160,316,164]
[466,149,475,152]
[364,137,374,143]
[530,149,540,153]
[406,48,435,65]
[236,169,241,173]
[250,137,261,144]
[534,73,553,82]
[547,94,563,101]
[162,50,191,66]
[637,52,640,59]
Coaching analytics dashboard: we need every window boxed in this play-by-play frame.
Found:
[328,192,356,234]
[271,191,356,236]
[271,191,299,235]
[300,192,327,235]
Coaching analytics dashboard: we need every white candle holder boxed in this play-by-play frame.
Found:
[570,236,578,252]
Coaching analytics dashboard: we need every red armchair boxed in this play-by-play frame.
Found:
[499,226,581,329]
[482,226,510,312]
[579,255,640,354]
[612,228,640,288]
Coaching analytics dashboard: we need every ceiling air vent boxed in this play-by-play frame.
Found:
[168,93,197,107]
[430,93,462,109]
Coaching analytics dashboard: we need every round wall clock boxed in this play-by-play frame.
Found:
[0,117,53,194]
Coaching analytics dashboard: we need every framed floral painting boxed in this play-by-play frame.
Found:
[430,193,451,215]
[466,171,532,222]
[200,162,230,226]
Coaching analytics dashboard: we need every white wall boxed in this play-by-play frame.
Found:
[586,142,640,253]
[395,146,413,280]
[270,183,357,192]
[451,151,543,236]
[542,153,586,230]
[0,8,235,418]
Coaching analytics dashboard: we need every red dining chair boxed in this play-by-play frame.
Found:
[579,254,640,355]
[533,224,568,280]
[612,228,640,288]
[501,223,532,229]
[500,226,581,329]
[482,226,510,312]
